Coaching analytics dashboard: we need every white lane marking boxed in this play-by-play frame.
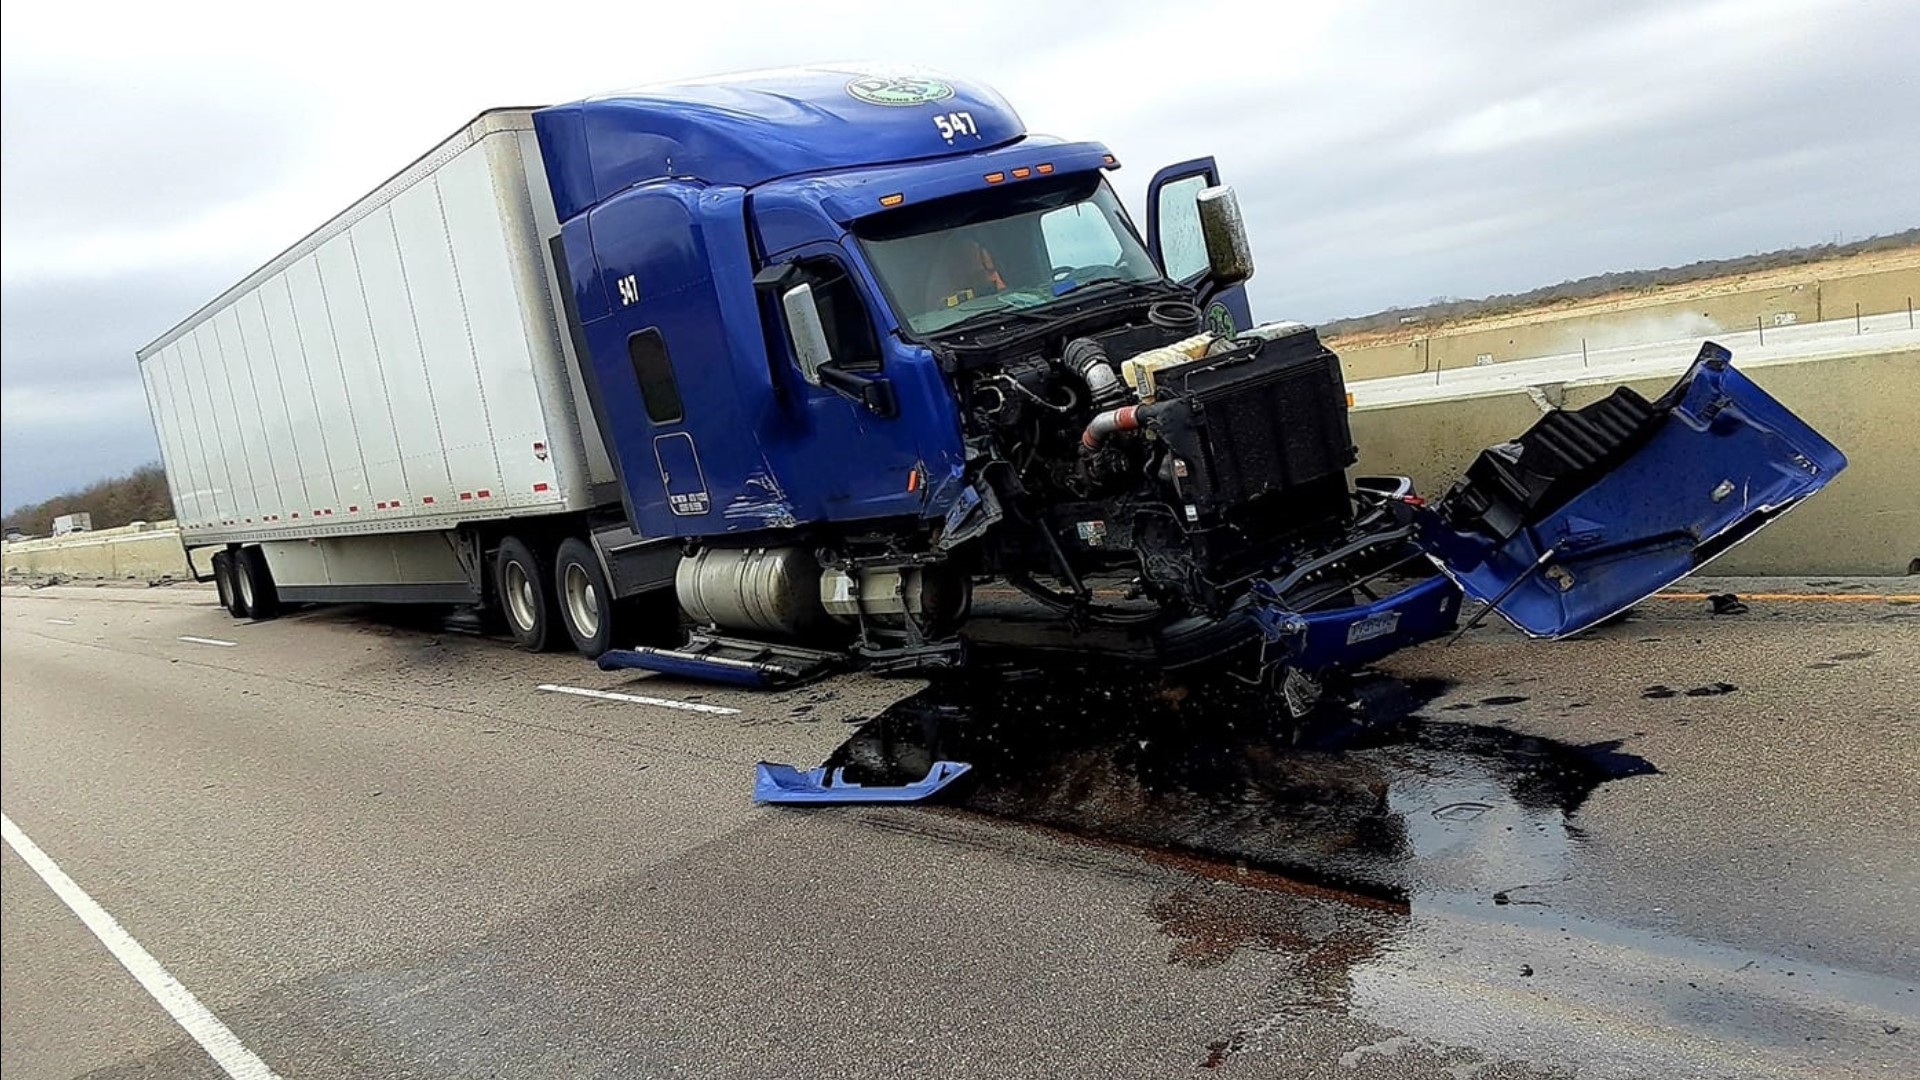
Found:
[46,618,77,625]
[1,813,283,1080]
[177,636,238,648]
[536,683,740,716]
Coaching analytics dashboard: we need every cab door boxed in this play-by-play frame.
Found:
[751,243,958,525]
[1146,157,1255,334]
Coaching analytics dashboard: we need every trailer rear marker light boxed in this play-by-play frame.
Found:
[423,496,436,505]
[1,813,285,1080]
[879,193,905,207]
[478,490,492,498]
[533,482,550,493]
[348,506,359,513]
[459,492,473,501]
[178,636,238,648]
[536,683,740,715]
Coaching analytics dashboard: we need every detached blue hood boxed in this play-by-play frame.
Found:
[534,64,1026,222]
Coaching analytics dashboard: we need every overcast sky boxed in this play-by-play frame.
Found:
[2,0,1915,511]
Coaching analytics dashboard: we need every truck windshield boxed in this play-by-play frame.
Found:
[855,174,1162,336]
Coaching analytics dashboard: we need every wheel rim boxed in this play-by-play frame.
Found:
[504,561,536,633]
[237,562,255,608]
[563,562,599,639]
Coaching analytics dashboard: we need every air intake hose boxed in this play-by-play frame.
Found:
[1062,338,1127,408]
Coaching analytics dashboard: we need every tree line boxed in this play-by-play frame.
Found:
[3,463,173,538]
[1319,229,1920,338]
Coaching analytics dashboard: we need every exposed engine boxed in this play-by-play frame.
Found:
[941,302,1364,625]
[671,299,1392,666]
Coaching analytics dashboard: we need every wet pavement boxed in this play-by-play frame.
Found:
[4,579,1916,1078]
[824,661,1657,907]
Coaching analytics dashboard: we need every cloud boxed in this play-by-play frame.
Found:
[3,0,1917,510]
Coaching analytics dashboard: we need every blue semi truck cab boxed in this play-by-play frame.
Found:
[525,66,1843,697]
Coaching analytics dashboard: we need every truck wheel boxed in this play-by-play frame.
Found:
[554,537,617,658]
[212,550,247,619]
[238,547,281,621]
[496,536,562,652]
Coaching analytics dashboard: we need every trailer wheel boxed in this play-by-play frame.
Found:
[554,537,618,658]
[496,536,562,652]
[211,550,247,619]
[238,547,281,621]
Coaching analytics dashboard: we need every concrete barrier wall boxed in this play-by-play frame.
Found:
[1348,349,1919,576]
[1334,264,1920,381]
[2,521,193,581]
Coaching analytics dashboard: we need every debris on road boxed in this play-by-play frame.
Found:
[1708,593,1750,616]
[754,760,972,805]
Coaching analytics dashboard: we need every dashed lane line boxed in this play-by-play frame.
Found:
[536,683,741,716]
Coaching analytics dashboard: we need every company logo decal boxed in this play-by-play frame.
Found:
[846,74,956,107]
[1205,302,1237,335]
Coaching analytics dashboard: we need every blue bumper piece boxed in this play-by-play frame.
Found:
[754,760,973,805]
[1248,574,1464,672]
[1418,343,1847,638]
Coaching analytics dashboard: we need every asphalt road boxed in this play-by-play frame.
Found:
[2,580,1915,1079]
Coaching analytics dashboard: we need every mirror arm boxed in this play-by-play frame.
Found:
[816,364,898,418]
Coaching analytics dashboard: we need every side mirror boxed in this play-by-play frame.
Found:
[780,283,834,386]
[1197,185,1253,288]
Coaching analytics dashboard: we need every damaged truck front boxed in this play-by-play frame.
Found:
[564,68,1844,697]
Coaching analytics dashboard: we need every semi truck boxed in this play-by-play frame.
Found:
[137,65,1844,699]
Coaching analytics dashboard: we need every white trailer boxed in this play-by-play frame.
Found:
[137,110,671,650]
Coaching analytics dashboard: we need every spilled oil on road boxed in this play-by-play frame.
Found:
[824,657,1658,903]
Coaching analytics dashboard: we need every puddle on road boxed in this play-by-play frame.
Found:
[824,657,1657,905]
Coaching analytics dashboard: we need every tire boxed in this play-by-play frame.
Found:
[212,550,249,619]
[238,547,281,621]
[495,536,562,652]
[554,537,617,658]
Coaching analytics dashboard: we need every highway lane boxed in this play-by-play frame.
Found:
[2,581,1915,1078]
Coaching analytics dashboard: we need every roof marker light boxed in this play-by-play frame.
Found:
[1102,154,1118,167]
[1011,167,1031,179]
[879,193,905,207]
[984,172,1006,184]
[1036,163,1054,175]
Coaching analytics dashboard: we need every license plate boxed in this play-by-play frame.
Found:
[1346,611,1401,645]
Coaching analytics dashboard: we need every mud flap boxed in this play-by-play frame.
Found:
[1418,343,1846,638]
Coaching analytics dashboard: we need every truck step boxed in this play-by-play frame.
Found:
[596,632,843,689]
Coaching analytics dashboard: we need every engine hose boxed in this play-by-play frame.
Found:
[1061,337,1127,408]
[1081,405,1141,449]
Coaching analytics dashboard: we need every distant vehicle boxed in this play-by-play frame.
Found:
[137,65,1844,701]
[4,527,28,543]
[52,513,92,537]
